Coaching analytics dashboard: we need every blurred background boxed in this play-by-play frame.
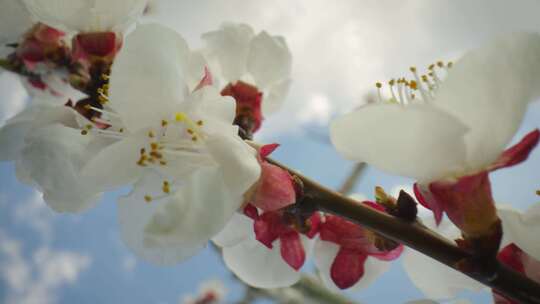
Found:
[1,0,540,303]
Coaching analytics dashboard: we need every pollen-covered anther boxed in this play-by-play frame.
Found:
[148,130,155,138]
[80,124,93,135]
[144,195,152,203]
[162,181,170,194]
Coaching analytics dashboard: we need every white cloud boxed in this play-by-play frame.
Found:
[298,94,332,125]
[0,231,91,304]
[14,191,54,241]
[150,0,540,138]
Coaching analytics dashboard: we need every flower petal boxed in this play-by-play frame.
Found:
[251,161,296,212]
[202,23,254,82]
[0,0,33,54]
[489,129,540,171]
[247,31,292,89]
[314,240,390,291]
[434,33,540,170]
[402,217,485,299]
[80,136,145,191]
[222,237,300,288]
[280,232,305,270]
[0,104,77,161]
[330,247,368,289]
[0,120,32,161]
[212,212,252,248]
[330,103,469,182]
[263,77,291,115]
[109,23,190,131]
[23,0,146,32]
[205,134,261,196]
[499,203,540,261]
[119,166,241,265]
[18,124,102,212]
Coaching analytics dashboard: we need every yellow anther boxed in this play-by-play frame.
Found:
[375,82,382,88]
[162,181,170,194]
[81,130,88,135]
[191,136,198,141]
[150,142,159,150]
[388,79,395,86]
[149,151,163,159]
[428,64,435,70]
[140,148,146,154]
[148,130,155,138]
[447,61,453,68]
[187,129,194,135]
[159,160,167,166]
[119,128,124,133]
[196,120,203,126]
[409,66,417,73]
[83,104,91,110]
[101,73,110,80]
[144,195,152,203]
[437,61,444,68]
[409,80,418,90]
[175,112,187,122]
[161,120,168,127]
[421,75,428,82]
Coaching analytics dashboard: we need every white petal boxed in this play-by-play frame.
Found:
[0,0,33,54]
[434,33,540,170]
[0,103,76,161]
[499,203,540,261]
[222,237,300,288]
[330,103,469,182]
[402,246,485,300]
[0,120,32,161]
[247,32,292,89]
[119,166,242,265]
[205,134,261,196]
[188,86,236,126]
[313,240,341,291]
[202,23,254,82]
[263,78,291,115]
[212,212,252,248]
[403,216,485,299]
[313,240,390,291]
[18,124,102,213]
[109,23,189,131]
[185,50,208,91]
[23,0,146,32]
[80,136,144,191]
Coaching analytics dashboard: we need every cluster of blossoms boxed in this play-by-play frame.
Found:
[331,33,540,301]
[0,0,401,291]
[1,0,540,303]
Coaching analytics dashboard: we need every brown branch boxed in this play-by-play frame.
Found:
[270,158,540,304]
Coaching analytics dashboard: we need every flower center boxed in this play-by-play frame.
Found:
[135,112,207,168]
[375,61,453,105]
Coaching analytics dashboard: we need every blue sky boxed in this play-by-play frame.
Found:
[2,1,540,303]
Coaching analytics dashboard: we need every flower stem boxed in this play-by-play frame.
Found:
[270,158,540,304]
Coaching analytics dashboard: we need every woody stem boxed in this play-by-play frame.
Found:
[269,158,540,304]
